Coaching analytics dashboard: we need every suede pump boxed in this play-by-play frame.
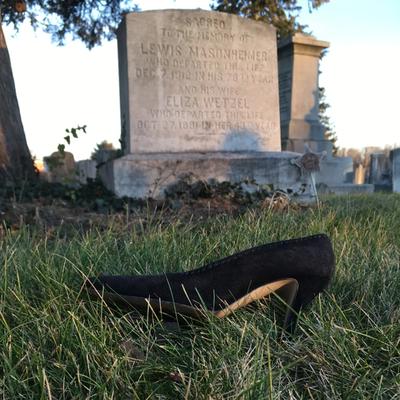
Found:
[85,234,335,330]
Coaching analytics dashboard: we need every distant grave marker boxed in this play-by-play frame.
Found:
[392,149,400,193]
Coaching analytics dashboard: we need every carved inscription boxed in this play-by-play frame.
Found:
[123,11,281,152]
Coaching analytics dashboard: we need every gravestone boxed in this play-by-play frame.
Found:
[44,151,76,184]
[76,160,97,184]
[119,9,281,154]
[391,148,400,193]
[369,153,392,190]
[101,9,305,198]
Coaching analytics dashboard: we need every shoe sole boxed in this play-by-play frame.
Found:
[86,278,299,324]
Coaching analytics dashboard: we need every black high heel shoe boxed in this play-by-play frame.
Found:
[85,234,335,331]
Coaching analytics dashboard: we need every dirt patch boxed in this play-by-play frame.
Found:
[0,178,311,235]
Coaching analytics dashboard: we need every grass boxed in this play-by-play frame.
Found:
[1,194,400,399]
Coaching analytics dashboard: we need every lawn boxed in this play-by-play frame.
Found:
[1,194,399,399]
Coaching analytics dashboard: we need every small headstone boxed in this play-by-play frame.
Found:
[369,153,391,189]
[44,151,76,184]
[76,160,97,184]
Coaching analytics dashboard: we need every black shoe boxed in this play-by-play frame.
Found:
[85,234,335,331]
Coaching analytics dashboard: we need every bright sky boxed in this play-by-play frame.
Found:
[4,0,400,161]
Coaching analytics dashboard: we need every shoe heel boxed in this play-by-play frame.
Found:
[272,279,299,330]
[214,278,299,319]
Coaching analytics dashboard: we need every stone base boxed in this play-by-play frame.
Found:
[99,152,372,199]
[99,151,308,199]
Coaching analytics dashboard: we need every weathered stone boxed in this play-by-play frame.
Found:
[278,33,332,154]
[99,151,303,199]
[76,160,97,184]
[118,9,281,154]
[44,151,76,184]
[392,148,400,193]
[369,153,392,190]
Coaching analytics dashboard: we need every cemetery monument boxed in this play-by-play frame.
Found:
[100,9,372,198]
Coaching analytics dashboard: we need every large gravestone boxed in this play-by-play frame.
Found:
[101,10,304,198]
[119,10,281,153]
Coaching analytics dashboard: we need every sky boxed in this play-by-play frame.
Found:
[4,0,400,161]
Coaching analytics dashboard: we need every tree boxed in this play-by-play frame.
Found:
[212,0,330,38]
[319,86,338,155]
[0,6,35,182]
[0,0,137,183]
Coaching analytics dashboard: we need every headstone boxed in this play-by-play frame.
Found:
[391,148,400,193]
[44,151,76,184]
[118,9,281,154]
[76,160,97,184]
[369,153,391,190]
[101,9,305,198]
[278,33,332,154]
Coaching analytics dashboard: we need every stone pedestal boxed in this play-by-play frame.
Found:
[278,33,332,154]
[100,151,307,199]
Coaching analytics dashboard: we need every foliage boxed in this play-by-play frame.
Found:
[212,0,330,37]
[58,124,87,155]
[0,177,129,212]
[90,140,121,163]
[164,174,307,206]
[0,0,138,48]
[0,194,400,398]
[319,86,338,155]
[42,152,64,171]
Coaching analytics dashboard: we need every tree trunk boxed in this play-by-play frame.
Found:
[0,22,35,183]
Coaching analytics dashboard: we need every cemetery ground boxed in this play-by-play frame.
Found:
[0,189,399,399]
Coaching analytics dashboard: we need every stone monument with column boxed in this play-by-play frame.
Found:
[100,10,373,198]
[278,33,373,193]
[278,33,332,154]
